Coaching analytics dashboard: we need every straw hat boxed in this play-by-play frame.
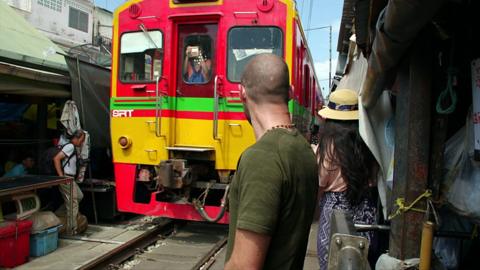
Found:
[318,89,359,120]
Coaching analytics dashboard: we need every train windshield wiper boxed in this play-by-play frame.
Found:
[139,23,159,49]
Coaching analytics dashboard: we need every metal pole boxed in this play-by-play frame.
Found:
[304,25,332,88]
[37,104,48,164]
[76,57,98,224]
[306,0,314,41]
[69,178,74,235]
[389,33,432,260]
[76,57,86,125]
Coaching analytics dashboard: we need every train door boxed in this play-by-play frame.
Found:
[174,23,218,148]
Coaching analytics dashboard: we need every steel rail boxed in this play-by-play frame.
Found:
[190,236,227,270]
[79,219,173,270]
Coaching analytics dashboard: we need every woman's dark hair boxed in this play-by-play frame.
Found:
[317,120,378,205]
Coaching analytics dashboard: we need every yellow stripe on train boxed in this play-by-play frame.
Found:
[111,117,255,170]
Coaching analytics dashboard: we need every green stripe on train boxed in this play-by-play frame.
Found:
[110,97,305,114]
[111,97,245,112]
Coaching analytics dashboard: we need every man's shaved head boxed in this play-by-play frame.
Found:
[241,54,290,105]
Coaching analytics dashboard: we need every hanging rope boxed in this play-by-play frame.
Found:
[436,38,458,115]
[388,190,432,220]
[436,67,458,114]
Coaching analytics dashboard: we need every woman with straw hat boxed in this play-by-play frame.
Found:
[315,89,379,269]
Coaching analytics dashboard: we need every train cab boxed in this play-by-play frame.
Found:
[110,0,322,223]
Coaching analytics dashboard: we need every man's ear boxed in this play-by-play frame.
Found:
[239,84,247,102]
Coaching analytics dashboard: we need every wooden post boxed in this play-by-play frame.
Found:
[37,102,48,159]
[389,34,432,260]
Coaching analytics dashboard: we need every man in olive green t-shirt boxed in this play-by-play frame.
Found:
[224,54,318,270]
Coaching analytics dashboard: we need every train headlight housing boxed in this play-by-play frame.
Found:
[128,4,141,19]
[257,0,274,12]
[118,136,132,149]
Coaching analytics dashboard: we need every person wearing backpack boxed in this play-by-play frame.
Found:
[53,129,85,234]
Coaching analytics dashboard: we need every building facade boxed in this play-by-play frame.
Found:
[4,0,112,66]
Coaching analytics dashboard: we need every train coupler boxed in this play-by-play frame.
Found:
[155,159,190,189]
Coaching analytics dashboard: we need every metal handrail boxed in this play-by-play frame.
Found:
[154,74,162,137]
[213,75,220,140]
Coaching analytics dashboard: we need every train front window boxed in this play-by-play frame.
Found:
[227,27,283,82]
[182,35,213,84]
[120,31,163,82]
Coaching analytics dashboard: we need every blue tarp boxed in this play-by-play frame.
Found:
[0,103,29,121]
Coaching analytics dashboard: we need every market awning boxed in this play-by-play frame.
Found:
[0,61,70,97]
[0,0,68,73]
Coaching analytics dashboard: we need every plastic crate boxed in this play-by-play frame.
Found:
[0,220,33,268]
[30,225,60,257]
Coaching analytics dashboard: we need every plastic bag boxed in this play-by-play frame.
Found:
[433,237,461,269]
[444,112,480,222]
[375,253,419,270]
[28,211,61,233]
[433,207,474,270]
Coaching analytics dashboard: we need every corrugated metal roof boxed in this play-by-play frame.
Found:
[337,0,355,53]
[0,0,68,72]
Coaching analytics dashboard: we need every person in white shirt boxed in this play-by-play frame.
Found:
[53,129,85,234]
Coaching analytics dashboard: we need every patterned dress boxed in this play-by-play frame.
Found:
[317,191,376,270]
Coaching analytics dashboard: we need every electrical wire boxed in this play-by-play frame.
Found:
[306,0,314,41]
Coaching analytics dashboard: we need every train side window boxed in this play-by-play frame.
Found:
[120,31,163,82]
[182,35,213,84]
[227,27,283,82]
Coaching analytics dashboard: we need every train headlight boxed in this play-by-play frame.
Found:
[118,136,132,149]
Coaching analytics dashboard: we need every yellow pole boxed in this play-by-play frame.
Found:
[419,221,435,270]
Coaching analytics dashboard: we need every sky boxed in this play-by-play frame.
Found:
[95,0,343,98]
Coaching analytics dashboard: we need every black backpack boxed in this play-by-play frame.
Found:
[39,143,76,175]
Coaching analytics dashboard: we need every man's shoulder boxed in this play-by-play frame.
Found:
[241,141,277,163]
[243,131,312,160]
[61,143,75,155]
[266,130,314,156]
[236,144,283,180]
[61,143,74,149]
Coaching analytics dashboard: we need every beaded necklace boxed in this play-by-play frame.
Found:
[267,124,296,132]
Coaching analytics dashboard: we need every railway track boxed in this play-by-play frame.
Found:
[78,219,174,270]
[82,220,228,270]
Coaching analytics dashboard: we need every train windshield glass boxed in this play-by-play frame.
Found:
[227,27,283,82]
[120,30,163,82]
[182,35,213,84]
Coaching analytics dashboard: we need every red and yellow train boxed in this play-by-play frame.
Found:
[110,0,323,223]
